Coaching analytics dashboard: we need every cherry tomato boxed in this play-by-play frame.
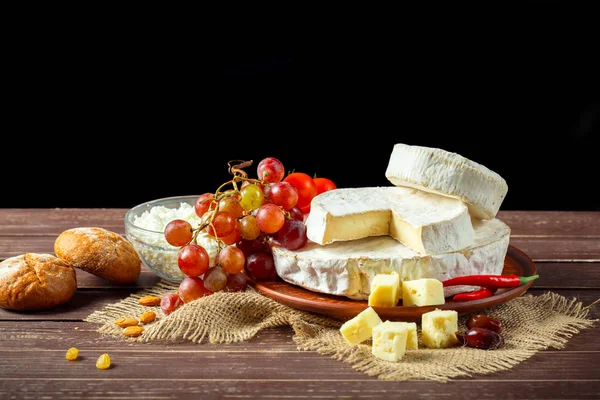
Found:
[313,177,336,194]
[283,172,318,211]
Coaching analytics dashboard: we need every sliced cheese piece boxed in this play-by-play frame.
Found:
[385,143,508,220]
[305,186,474,255]
[421,309,459,349]
[272,218,510,300]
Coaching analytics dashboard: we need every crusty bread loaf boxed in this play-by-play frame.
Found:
[54,227,141,284]
[0,253,77,310]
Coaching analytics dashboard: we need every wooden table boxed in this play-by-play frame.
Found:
[1,209,599,399]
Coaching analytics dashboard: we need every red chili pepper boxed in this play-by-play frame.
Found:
[443,274,539,288]
[452,287,497,302]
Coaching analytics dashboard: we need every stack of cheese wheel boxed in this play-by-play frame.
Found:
[272,143,510,302]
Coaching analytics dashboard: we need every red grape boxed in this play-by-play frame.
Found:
[205,211,236,238]
[239,215,261,240]
[194,193,215,218]
[220,223,241,245]
[288,206,304,222]
[245,251,277,280]
[178,244,210,277]
[236,238,269,257]
[268,181,299,210]
[164,219,193,246]
[225,272,248,292]
[219,195,244,219]
[203,266,228,292]
[257,157,285,183]
[276,219,308,250]
[161,292,183,315]
[218,245,246,274]
[178,276,213,303]
[255,203,285,234]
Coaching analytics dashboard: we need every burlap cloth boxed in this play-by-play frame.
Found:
[84,280,599,382]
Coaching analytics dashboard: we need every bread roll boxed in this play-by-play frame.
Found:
[0,253,77,310]
[54,227,141,284]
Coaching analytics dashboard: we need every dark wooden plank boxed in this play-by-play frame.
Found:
[509,237,600,261]
[535,263,600,289]
[0,236,82,258]
[0,339,599,381]
[0,208,127,235]
[0,290,135,321]
[69,266,161,289]
[1,380,598,400]
[498,210,600,236]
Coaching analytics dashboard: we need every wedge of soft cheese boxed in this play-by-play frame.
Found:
[421,309,460,349]
[385,143,508,220]
[368,273,401,307]
[305,186,474,255]
[401,278,445,307]
[371,321,410,361]
[272,218,510,300]
[339,306,383,345]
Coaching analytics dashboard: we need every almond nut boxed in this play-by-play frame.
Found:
[138,295,162,306]
[114,317,139,328]
[122,325,145,337]
[139,311,156,324]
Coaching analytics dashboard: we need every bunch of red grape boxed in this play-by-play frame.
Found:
[160,157,332,315]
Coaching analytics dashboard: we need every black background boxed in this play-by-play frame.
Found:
[2,5,599,211]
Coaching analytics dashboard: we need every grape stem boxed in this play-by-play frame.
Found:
[228,159,254,177]
[187,159,266,249]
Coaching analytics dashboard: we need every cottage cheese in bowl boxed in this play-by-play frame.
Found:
[124,196,220,282]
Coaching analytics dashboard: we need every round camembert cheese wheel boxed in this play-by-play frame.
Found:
[272,218,511,300]
[385,143,508,220]
[305,186,474,255]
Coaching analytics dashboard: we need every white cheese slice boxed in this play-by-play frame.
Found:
[305,186,474,255]
[272,218,510,300]
[385,143,508,220]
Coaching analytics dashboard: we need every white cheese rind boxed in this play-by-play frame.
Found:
[272,218,510,300]
[305,186,474,255]
[385,143,508,220]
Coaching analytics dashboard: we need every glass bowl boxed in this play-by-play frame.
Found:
[124,195,220,282]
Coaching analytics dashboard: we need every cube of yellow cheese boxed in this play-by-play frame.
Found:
[421,309,459,349]
[368,273,401,307]
[401,278,445,307]
[339,307,383,345]
[400,321,419,350]
[371,321,410,361]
